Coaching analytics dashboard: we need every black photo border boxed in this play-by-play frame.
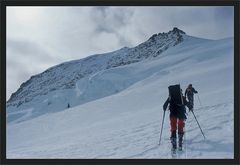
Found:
[0,0,239,165]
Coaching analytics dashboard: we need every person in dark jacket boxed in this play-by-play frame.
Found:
[163,92,189,150]
[184,84,198,111]
[67,103,70,108]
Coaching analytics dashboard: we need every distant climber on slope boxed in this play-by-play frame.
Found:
[163,84,189,151]
[184,84,198,111]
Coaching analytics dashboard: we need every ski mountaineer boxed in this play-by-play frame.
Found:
[163,87,189,151]
[184,84,198,111]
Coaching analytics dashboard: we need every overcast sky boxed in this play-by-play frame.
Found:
[6,6,234,100]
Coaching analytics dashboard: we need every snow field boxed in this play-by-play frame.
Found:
[7,36,234,158]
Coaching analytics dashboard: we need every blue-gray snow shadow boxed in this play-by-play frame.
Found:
[186,138,233,154]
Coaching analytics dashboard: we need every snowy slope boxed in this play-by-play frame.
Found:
[7,27,187,124]
[7,29,234,158]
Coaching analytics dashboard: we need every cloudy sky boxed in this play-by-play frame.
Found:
[6,6,234,100]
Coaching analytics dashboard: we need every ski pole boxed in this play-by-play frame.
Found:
[197,94,202,107]
[159,110,166,145]
[191,111,206,140]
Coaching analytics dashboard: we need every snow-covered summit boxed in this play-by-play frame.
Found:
[7,28,189,109]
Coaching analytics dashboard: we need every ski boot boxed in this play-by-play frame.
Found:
[178,132,184,151]
[171,131,177,153]
[170,136,177,157]
[171,137,177,150]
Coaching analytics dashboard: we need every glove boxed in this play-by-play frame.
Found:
[163,100,168,111]
[163,107,167,111]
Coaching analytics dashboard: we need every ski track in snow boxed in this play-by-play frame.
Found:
[7,102,233,159]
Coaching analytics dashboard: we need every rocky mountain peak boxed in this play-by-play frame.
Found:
[148,27,185,42]
[170,27,186,35]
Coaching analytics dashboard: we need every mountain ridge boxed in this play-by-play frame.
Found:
[7,27,189,107]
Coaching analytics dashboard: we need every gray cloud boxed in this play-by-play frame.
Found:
[7,38,60,98]
[6,6,233,99]
[93,7,133,34]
